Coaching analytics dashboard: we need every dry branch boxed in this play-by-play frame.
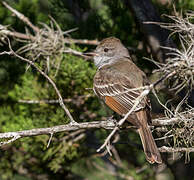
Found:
[0,25,98,46]
[0,26,98,46]
[159,146,194,153]
[2,39,76,124]
[64,38,99,45]
[0,115,193,153]
[0,120,116,146]
[146,12,194,94]
[152,108,194,126]
[2,1,40,33]
[0,1,96,77]
[0,26,35,41]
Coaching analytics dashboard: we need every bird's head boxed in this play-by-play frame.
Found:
[84,37,130,68]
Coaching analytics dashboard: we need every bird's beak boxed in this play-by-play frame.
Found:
[83,52,98,57]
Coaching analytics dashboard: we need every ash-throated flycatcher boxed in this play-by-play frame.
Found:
[86,37,162,164]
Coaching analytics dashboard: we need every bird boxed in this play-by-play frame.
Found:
[86,37,162,164]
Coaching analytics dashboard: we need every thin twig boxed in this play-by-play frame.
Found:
[63,48,90,59]
[0,26,99,46]
[2,1,40,33]
[152,117,181,126]
[47,133,53,148]
[5,38,76,124]
[0,28,35,40]
[97,86,151,153]
[159,146,194,153]
[64,38,99,45]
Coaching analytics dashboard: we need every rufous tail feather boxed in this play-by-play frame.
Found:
[136,110,162,164]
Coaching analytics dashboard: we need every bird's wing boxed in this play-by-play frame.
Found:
[93,59,148,116]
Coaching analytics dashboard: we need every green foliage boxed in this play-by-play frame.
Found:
[71,155,155,180]
[0,0,194,179]
[0,0,49,30]
[1,47,96,130]
[0,44,98,179]
[0,47,155,179]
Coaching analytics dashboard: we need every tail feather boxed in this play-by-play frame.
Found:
[136,110,162,164]
[138,126,162,164]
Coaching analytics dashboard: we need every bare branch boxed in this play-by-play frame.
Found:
[3,39,76,124]
[0,120,116,146]
[64,38,99,45]
[152,108,194,126]
[0,26,35,40]
[146,12,194,95]
[0,25,98,46]
[0,2,94,76]
[0,24,98,46]
[2,1,40,33]
[63,48,90,59]
[0,103,192,150]
[159,146,194,153]
[152,117,181,126]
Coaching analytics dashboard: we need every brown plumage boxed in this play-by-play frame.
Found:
[93,59,162,163]
[90,37,162,164]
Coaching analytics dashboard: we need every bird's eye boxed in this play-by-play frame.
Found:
[104,48,109,52]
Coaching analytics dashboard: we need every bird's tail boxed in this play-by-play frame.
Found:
[136,110,162,164]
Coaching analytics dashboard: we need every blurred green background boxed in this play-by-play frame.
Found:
[0,0,194,179]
